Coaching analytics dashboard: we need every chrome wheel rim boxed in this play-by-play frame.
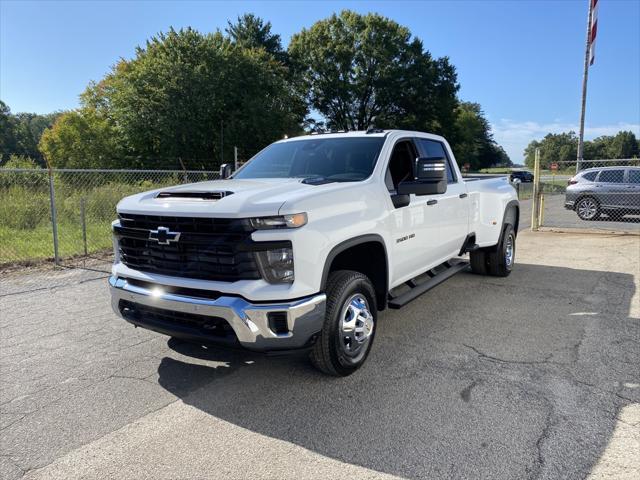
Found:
[339,294,374,358]
[577,198,597,219]
[505,234,515,269]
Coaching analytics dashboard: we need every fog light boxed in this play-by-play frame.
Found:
[268,311,289,334]
[256,247,294,284]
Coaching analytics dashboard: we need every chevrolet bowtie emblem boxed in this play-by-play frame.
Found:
[149,227,181,245]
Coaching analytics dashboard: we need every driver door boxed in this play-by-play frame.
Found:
[385,139,440,283]
[415,138,470,261]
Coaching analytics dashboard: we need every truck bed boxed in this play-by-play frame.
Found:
[462,174,510,181]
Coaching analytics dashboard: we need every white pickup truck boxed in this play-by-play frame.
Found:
[110,130,519,376]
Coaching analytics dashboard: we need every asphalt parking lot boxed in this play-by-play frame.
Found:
[1,230,639,480]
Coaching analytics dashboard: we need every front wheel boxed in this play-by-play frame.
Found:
[310,270,377,376]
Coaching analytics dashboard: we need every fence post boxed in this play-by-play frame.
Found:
[48,169,61,265]
[531,148,541,231]
[80,197,88,259]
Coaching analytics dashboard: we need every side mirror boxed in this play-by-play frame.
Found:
[416,157,446,180]
[397,157,447,196]
[219,163,232,179]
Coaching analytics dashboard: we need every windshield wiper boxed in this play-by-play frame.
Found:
[301,176,337,185]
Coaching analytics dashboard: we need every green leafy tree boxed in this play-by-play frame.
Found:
[524,130,639,168]
[288,10,459,138]
[524,132,578,169]
[39,109,124,168]
[0,101,19,162]
[452,102,488,169]
[13,111,62,164]
[0,101,60,164]
[583,136,608,159]
[451,102,510,170]
[604,131,639,158]
[40,27,305,169]
[226,13,285,60]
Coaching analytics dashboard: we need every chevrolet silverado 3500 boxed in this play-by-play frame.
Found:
[110,130,519,376]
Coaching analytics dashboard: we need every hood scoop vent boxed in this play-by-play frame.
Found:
[156,191,233,200]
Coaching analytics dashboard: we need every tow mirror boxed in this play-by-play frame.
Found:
[397,157,447,196]
[219,163,232,179]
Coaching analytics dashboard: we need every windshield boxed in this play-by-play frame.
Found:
[233,137,385,181]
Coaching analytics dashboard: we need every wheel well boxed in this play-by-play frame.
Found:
[324,241,388,310]
[504,202,520,235]
[575,194,599,206]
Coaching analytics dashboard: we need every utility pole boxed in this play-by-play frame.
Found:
[576,0,594,173]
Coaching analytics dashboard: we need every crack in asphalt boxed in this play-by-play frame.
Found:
[462,343,559,365]
[530,408,558,480]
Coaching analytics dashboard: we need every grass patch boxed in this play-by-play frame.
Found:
[0,178,177,266]
[515,181,566,200]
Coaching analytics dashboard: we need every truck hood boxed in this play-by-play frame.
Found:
[117,178,323,218]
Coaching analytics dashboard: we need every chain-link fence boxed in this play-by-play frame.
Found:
[530,159,640,232]
[0,169,219,274]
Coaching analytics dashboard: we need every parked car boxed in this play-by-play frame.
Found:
[109,130,519,376]
[509,171,534,183]
[565,166,640,220]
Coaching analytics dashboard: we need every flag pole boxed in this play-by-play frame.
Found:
[576,0,594,173]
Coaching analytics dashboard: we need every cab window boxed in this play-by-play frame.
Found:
[385,140,417,192]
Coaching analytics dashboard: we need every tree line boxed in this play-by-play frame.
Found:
[524,130,640,169]
[1,11,510,171]
[0,102,60,165]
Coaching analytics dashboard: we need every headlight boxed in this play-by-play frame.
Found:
[255,247,294,284]
[250,213,307,229]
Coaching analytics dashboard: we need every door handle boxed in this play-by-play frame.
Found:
[427,199,438,206]
[459,193,468,199]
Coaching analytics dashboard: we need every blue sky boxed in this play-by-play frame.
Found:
[1,0,639,162]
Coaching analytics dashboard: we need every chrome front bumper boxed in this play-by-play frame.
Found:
[109,276,326,352]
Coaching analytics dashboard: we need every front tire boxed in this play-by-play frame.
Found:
[310,270,377,376]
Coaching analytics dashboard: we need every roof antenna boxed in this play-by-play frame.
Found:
[366,116,383,134]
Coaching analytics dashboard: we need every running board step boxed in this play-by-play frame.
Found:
[388,260,469,309]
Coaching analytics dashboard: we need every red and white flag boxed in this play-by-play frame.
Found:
[589,0,599,65]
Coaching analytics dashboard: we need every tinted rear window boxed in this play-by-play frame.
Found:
[582,171,597,181]
[629,170,640,184]
[598,170,624,183]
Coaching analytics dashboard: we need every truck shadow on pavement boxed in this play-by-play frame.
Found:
[157,263,639,480]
